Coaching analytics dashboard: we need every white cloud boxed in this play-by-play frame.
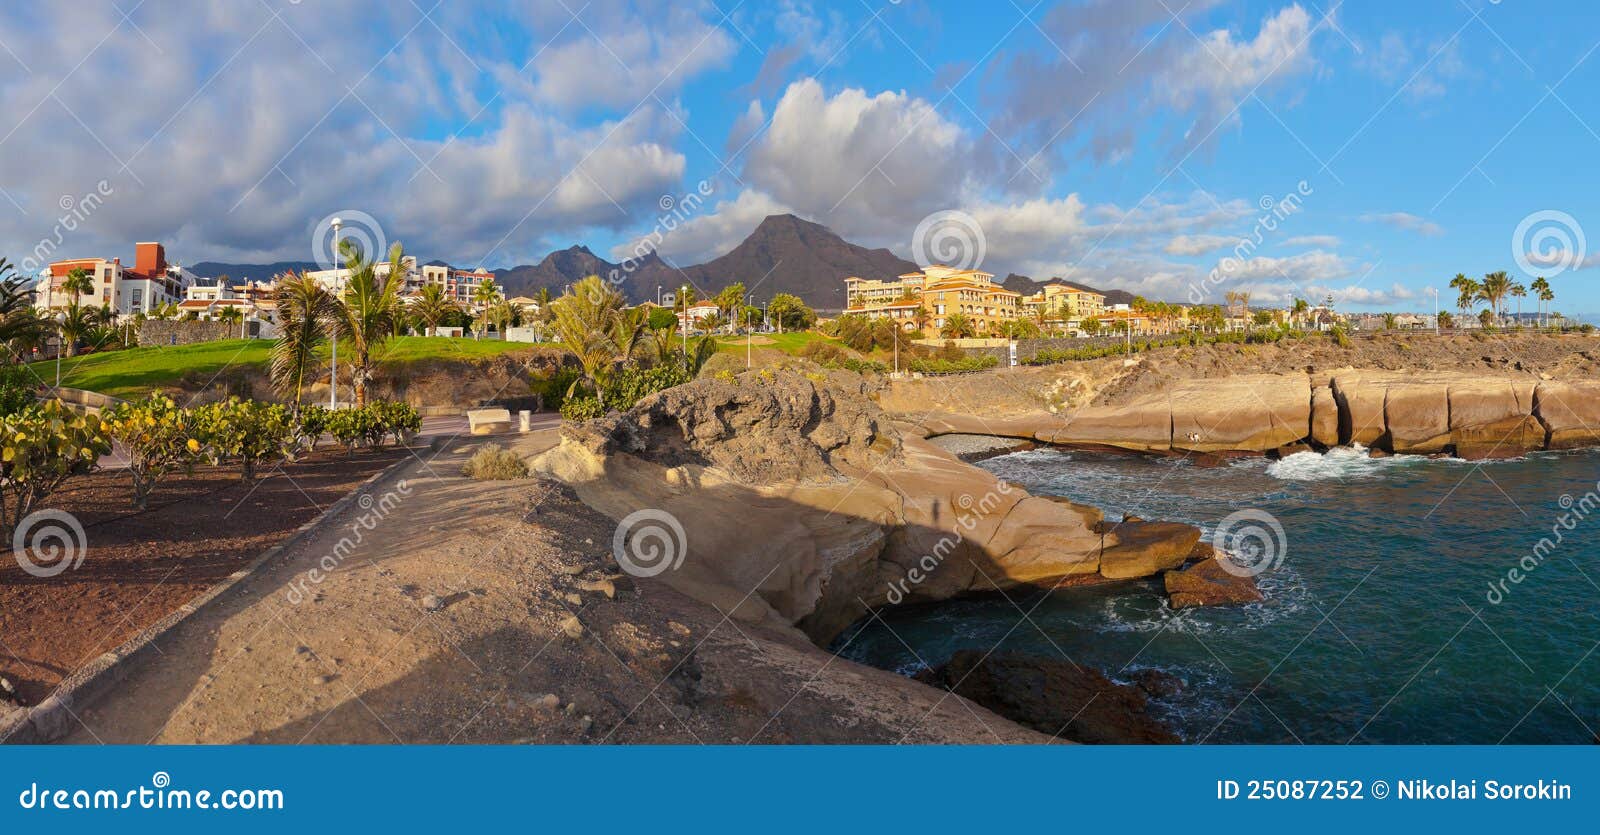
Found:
[1165,234,1239,256]
[1281,234,1340,248]
[1360,212,1444,237]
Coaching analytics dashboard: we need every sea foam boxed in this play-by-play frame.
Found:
[1265,445,1429,481]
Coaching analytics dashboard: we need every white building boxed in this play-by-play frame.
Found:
[34,242,194,318]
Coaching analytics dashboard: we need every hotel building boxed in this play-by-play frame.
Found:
[843,265,1022,334]
[1021,283,1106,323]
[35,242,194,317]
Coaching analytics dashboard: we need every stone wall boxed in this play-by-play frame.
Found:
[138,319,260,347]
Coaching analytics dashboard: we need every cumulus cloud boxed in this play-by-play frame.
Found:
[0,1,722,268]
[1281,234,1340,248]
[1166,234,1240,256]
[1360,212,1444,237]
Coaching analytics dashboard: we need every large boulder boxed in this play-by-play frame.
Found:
[1384,382,1452,454]
[1169,375,1311,452]
[1039,399,1172,451]
[1331,372,1399,447]
[1096,519,1203,580]
[916,650,1180,744]
[1449,379,1542,459]
[1163,556,1264,609]
[1310,385,1339,447]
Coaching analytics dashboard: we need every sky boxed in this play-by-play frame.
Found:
[0,0,1597,313]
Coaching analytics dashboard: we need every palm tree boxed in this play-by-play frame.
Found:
[1477,271,1512,325]
[271,271,334,406]
[330,240,407,408]
[534,287,554,324]
[57,267,94,356]
[1449,273,1479,321]
[940,312,975,339]
[0,259,44,354]
[1531,276,1552,328]
[1509,282,1527,327]
[412,283,457,336]
[551,275,630,407]
[1291,297,1309,328]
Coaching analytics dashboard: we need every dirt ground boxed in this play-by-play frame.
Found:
[0,449,408,706]
[59,433,1035,744]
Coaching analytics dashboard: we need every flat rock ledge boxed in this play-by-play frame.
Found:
[911,370,1600,460]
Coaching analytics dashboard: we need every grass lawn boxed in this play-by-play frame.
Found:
[32,336,538,399]
[713,330,836,355]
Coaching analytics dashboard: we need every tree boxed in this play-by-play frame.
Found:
[1382,312,1397,331]
[412,283,457,336]
[646,305,679,331]
[1291,297,1309,327]
[1477,271,1512,325]
[1532,276,1554,328]
[483,299,516,335]
[472,276,500,309]
[766,293,816,332]
[713,283,746,333]
[1449,272,1480,321]
[1509,281,1527,326]
[330,241,407,408]
[57,267,95,357]
[218,305,244,327]
[550,275,628,408]
[1081,316,1102,336]
[1437,311,1455,329]
[271,271,334,406]
[103,394,198,510]
[0,259,45,354]
[940,312,975,339]
[1478,308,1496,330]
[533,287,554,324]
[0,400,111,539]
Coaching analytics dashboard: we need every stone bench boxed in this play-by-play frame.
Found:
[467,408,512,435]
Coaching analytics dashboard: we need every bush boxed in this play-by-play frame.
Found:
[531,366,583,412]
[461,444,528,480]
[370,401,421,446]
[191,397,293,481]
[0,364,38,418]
[324,406,377,452]
[0,399,111,537]
[560,396,605,422]
[599,364,691,412]
[103,394,199,509]
[292,405,330,452]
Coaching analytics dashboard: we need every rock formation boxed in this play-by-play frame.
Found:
[910,371,1600,461]
[532,371,1200,645]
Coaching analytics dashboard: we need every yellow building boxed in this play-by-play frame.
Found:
[844,265,1021,334]
[1021,283,1106,322]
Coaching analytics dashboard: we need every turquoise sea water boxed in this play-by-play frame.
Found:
[835,446,1600,743]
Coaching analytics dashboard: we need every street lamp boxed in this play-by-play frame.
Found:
[53,310,66,390]
[329,216,342,409]
[679,284,688,355]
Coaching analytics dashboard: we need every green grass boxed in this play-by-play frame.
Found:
[713,330,836,355]
[33,337,537,399]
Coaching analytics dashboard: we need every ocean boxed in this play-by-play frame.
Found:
[835,446,1600,743]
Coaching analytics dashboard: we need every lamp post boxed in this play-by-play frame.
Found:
[746,296,754,369]
[54,310,66,390]
[329,216,341,409]
[1429,287,1439,334]
[680,284,688,356]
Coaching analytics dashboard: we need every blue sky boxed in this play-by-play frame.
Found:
[1,1,1596,312]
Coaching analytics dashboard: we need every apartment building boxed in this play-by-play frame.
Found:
[35,242,194,317]
[420,264,496,306]
[1022,282,1106,322]
[844,265,1021,334]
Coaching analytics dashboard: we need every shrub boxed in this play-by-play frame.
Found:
[0,400,111,537]
[599,364,692,412]
[103,394,199,509]
[292,405,330,452]
[370,401,421,446]
[461,444,528,480]
[560,396,605,422]
[324,406,377,452]
[908,354,999,374]
[191,398,293,481]
[0,364,39,418]
[531,366,583,412]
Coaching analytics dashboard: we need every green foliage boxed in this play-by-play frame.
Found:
[907,354,1000,374]
[315,401,418,452]
[0,399,111,536]
[461,444,528,480]
[191,397,293,481]
[324,406,378,451]
[104,393,200,509]
[1328,324,1352,348]
[559,395,605,422]
[369,401,421,446]
[0,364,39,418]
[599,363,693,412]
[293,405,330,451]
[531,365,584,412]
[646,306,679,331]
[766,293,816,331]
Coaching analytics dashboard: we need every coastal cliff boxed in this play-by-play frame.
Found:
[531,370,1200,646]
[911,371,1600,459]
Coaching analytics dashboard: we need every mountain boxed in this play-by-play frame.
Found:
[1001,273,1136,307]
[189,261,319,282]
[495,214,916,309]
